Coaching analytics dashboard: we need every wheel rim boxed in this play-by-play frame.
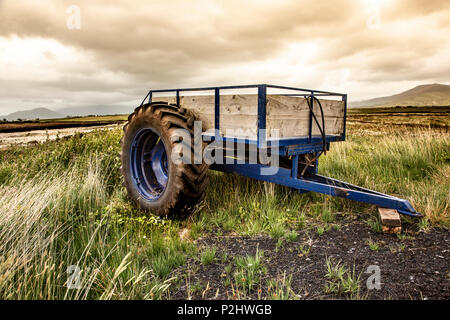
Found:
[130,128,169,201]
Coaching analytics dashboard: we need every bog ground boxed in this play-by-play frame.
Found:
[0,109,448,299]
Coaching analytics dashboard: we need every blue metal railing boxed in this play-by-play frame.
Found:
[142,84,347,149]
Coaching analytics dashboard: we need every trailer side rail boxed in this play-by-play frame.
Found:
[141,84,347,150]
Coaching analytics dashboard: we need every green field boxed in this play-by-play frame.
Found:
[51,115,129,122]
[0,115,127,133]
[0,113,448,299]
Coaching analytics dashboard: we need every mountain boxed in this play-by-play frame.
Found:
[350,83,450,108]
[2,107,64,121]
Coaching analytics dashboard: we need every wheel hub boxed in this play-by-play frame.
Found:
[130,129,168,201]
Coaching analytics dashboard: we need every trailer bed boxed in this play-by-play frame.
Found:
[156,94,345,140]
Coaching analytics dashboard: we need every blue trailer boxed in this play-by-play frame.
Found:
[120,84,421,217]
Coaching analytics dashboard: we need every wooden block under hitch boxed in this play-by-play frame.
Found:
[378,208,402,234]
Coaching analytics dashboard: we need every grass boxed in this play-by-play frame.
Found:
[297,243,311,256]
[317,226,326,236]
[320,126,449,225]
[367,239,380,251]
[266,273,295,300]
[285,231,298,242]
[269,220,287,241]
[0,130,193,299]
[0,113,448,299]
[367,216,383,233]
[233,249,267,295]
[324,257,361,298]
[200,247,217,265]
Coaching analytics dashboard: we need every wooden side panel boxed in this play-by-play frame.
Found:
[220,95,258,139]
[154,94,345,140]
[155,95,216,131]
[266,95,345,138]
[156,94,258,138]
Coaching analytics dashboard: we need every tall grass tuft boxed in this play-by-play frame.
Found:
[0,129,186,299]
[321,127,449,225]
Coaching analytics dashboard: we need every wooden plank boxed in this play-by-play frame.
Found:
[267,117,344,137]
[266,95,344,118]
[378,208,401,227]
[382,226,402,234]
[378,207,402,234]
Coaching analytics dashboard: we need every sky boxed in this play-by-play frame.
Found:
[0,0,449,115]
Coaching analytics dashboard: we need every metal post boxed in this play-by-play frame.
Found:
[215,88,220,135]
[308,92,314,142]
[291,155,299,178]
[257,85,267,147]
[342,94,347,140]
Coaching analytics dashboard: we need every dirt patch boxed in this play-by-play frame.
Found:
[0,124,120,149]
[347,112,450,129]
[171,217,450,300]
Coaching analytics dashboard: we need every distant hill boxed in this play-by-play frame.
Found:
[2,107,64,121]
[350,84,450,108]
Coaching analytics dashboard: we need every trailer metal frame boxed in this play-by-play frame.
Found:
[139,84,421,217]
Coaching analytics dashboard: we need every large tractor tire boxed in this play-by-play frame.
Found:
[120,102,209,216]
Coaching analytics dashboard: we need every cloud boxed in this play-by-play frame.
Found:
[0,0,449,114]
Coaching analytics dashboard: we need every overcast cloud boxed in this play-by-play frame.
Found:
[0,0,449,115]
